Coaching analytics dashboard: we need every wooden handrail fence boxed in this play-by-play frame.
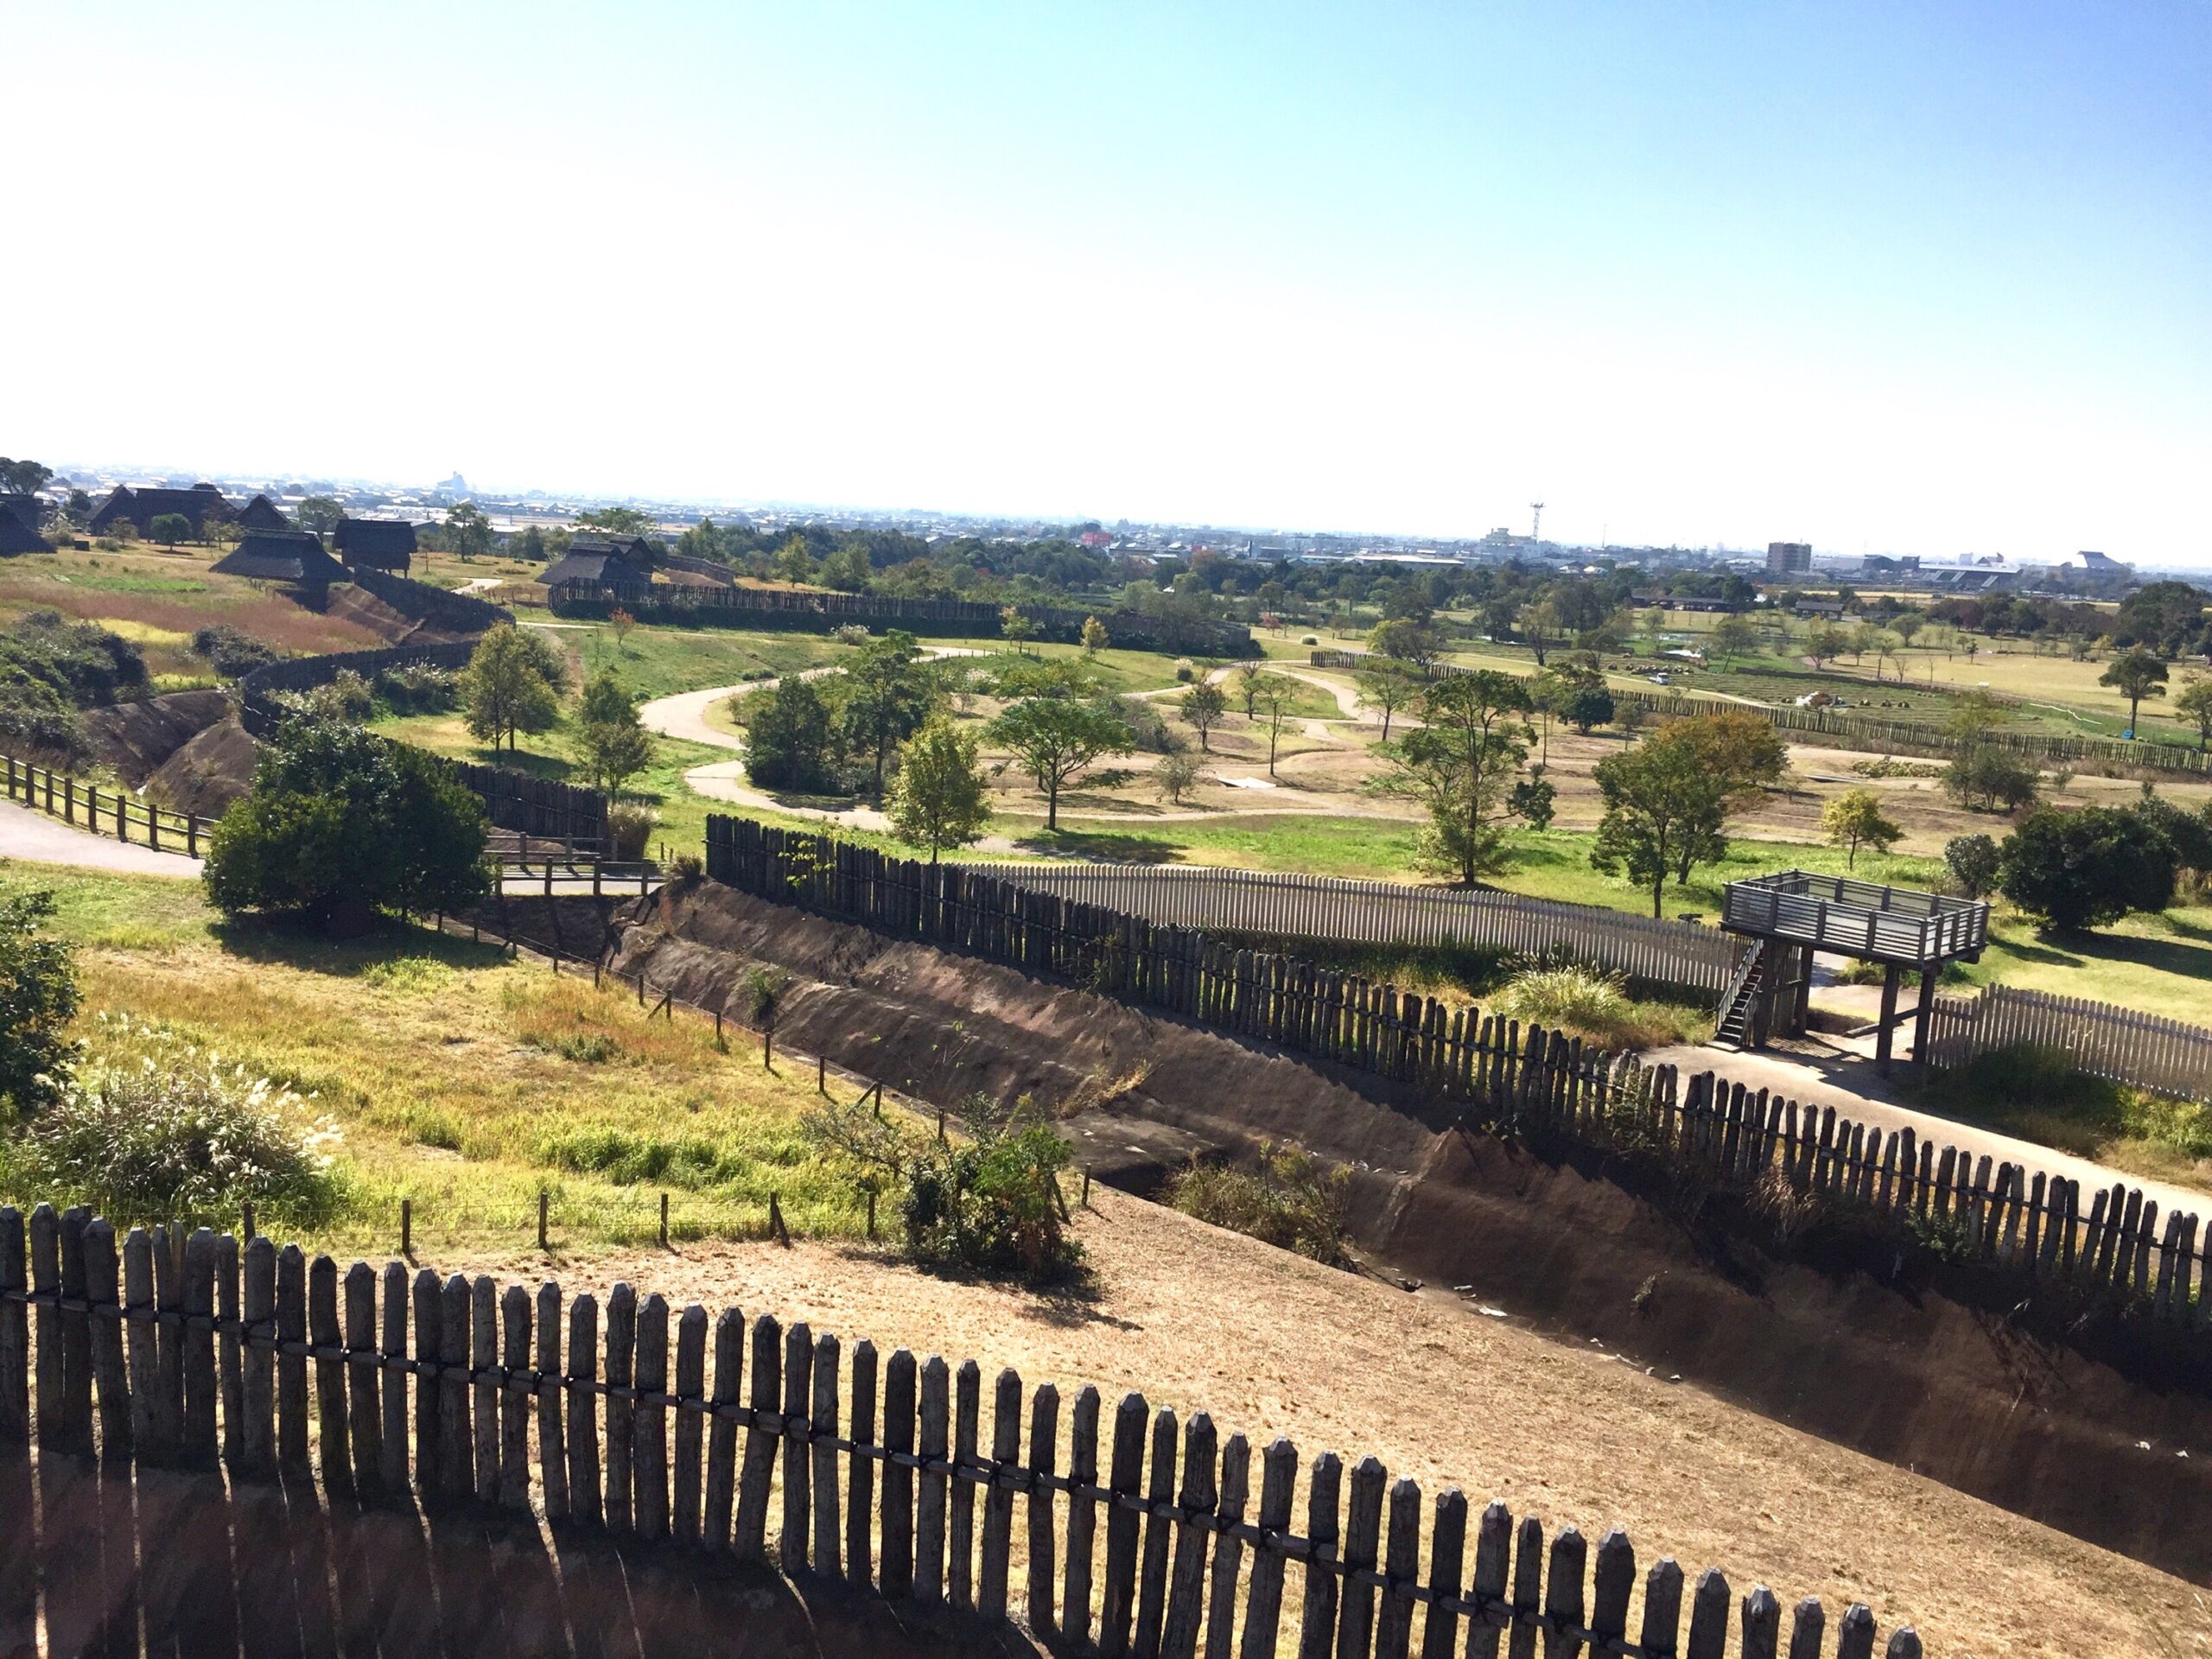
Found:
[1923,985,2212,1105]
[953,860,1749,998]
[1307,648,2212,776]
[2,752,216,857]
[0,1201,1927,1658]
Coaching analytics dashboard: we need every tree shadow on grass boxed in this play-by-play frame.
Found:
[1007,830,1181,863]
[210,912,512,977]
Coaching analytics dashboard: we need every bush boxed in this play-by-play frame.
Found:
[8,1014,345,1229]
[1998,805,2175,931]
[1,612,148,708]
[375,663,461,714]
[0,889,78,1113]
[190,626,279,680]
[742,677,844,793]
[286,669,375,724]
[1118,695,1176,754]
[1944,745,2038,813]
[204,717,491,927]
[0,677,83,761]
[802,1090,1081,1282]
[1494,963,1637,1044]
[1166,1141,1350,1265]
[832,625,872,646]
[1943,832,2000,899]
[607,803,657,861]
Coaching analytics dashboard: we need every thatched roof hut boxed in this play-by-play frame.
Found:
[543,535,657,591]
[0,512,51,556]
[332,516,418,573]
[213,530,347,587]
[236,493,291,531]
[89,483,237,538]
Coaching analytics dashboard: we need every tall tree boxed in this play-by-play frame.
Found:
[445,501,495,561]
[574,668,654,800]
[842,630,933,795]
[575,505,655,537]
[1386,670,1537,882]
[742,677,839,792]
[0,458,54,497]
[987,696,1133,830]
[2100,648,2169,734]
[1353,667,1413,741]
[1822,787,1901,870]
[294,495,345,534]
[1590,731,1730,917]
[459,624,564,752]
[1252,674,1294,776]
[2175,671,2212,752]
[1180,680,1226,750]
[887,716,990,862]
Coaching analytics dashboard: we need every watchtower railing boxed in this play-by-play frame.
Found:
[1720,873,1986,966]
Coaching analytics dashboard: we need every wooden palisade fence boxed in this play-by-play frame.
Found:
[702,815,2212,1341]
[1308,649,2212,777]
[1923,984,2212,1105]
[2,752,215,856]
[0,1202,1925,1657]
[956,860,1748,997]
[709,817,1653,1103]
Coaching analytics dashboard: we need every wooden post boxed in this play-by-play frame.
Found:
[568,1292,602,1524]
[1875,963,1903,1077]
[603,1283,636,1530]
[1911,967,1939,1077]
[734,1313,782,1560]
[537,1281,569,1522]
[846,1338,878,1586]
[240,1237,275,1477]
[400,1198,412,1258]
[659,1192,670,1248]
[537,1190,550,1251]
[818,1052,827,1094]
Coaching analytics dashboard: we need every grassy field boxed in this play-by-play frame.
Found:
[0,862,869,1258]
[524,620,860,702]
[0,538,384,679]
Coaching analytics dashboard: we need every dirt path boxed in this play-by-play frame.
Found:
[1642,1037,2212,1213]
[644,657,1408,837]
[0,800,203,876]
[437,1185,2207,1658]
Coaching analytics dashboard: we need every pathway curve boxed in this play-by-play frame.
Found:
[637,654,1411,836]
[0,800,204,876]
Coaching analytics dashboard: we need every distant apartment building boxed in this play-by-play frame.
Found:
[1766,541,1813,575]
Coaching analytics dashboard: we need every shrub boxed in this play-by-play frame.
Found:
[203,717,491,927]
[2,612,149,708]
[607,803,657,861]
[802,1090,1081,1282]
[1943,832,2000,899]
[832,624,872,646]
[290,669,375,723]
[1494,964,1636,1044]
[0,889,78,1113]
[1118,695,1176,754]
[1998,805,2175,931]
[375,663,461,714]
[1165,1141,1350,1266]
[9,1014,344,1229]
[0,677,83,761]
[190,625,280,680]
[1944,745,2038,813]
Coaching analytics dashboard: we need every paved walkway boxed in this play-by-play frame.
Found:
[0,800,204,876]
[1640,1036,2212,1223]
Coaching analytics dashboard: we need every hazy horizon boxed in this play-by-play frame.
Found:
[9,3,2207,569]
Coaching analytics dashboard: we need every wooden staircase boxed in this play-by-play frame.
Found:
[1713,939,1769,1050]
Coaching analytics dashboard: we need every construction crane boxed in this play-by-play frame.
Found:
[1530,502,1545,543]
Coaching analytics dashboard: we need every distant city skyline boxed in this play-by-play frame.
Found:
[8,3,2207,569]
[48,454,2179,575]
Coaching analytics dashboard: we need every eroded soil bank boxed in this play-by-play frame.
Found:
[485,883,2212,1581]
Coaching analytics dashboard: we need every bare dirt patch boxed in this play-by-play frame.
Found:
[433,1184,2210,1659]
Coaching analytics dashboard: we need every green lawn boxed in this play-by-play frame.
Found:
[525,621,859,702]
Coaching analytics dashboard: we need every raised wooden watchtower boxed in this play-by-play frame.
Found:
[1718,871,1989,1075]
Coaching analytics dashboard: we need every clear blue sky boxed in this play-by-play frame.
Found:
[8,2,2207,563]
